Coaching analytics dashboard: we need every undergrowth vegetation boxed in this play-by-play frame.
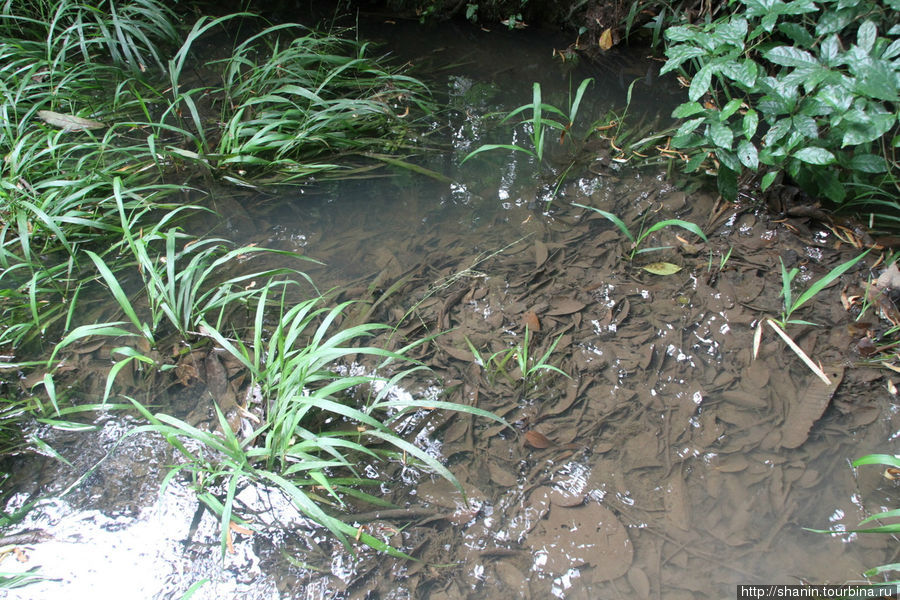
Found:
[0,0,480,562]
[658,0,899,215]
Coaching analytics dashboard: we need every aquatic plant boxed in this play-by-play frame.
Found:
[571,203,707,260]
[212,22,432,184]
[461,78,593,167]
[130,289,505,557]
[776,251,869,327]
[467,326,569,393]
[809,453,900,585]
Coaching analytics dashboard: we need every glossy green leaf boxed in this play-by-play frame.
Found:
[742,109,759,139]
[792,146,835,164]
[849,153,888,173]
[717,166,738,200]
[720,98,743,120]
[764,45,818,67]
[792,114,818,138]
[737,139,759,169]
[662,45,708,74]
[708,121,734,149]
[689,65,714,101]
[716,148,743,172]
[857,20,877,53]
[672,102,705,118]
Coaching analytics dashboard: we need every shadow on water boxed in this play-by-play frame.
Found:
[3,16,897,600]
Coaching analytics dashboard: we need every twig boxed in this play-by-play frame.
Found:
[766,319,832,385]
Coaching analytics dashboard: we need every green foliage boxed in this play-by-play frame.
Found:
[461,78,593,167]
[469,327,570,392]
[129,290,506,557]
[0,2,467,561]
[572,202,707,259]
[775,250,868,326]
[660,0,899,206]
[810,453,900,584]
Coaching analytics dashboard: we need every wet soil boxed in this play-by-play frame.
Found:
[2,16,898,600]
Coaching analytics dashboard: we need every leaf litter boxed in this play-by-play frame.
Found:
[207,163,897,598]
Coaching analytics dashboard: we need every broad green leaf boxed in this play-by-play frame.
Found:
[720,98,743,120]
[662,45,708,75]
[792,114,818,138]
[820,35,841,65]
[737,140,759,169]
[793,147,835,164]
[777,22,814,46]
[765,118,792,146]
[672,102,705,118]
[849,153,888,172]
[689,65,714,102]
[764,46,818,67]
[714,18,748,48]
[761,170,778,191]
[641,262,682,275]
[743,109,759,139]
[664,26,697,42]
[717,166,738,200]
[708,121,734,149]
[857,20,877,53]
[854,61,899,101]
[841,110,896,146]
[884,38,900,60]
[716,148,743,172]
[675,117,706,138]
[719,58,758,88]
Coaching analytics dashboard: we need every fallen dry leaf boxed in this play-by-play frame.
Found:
[524,429,553,449]
[522,310,541,331]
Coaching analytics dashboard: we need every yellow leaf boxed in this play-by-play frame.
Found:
[641,262,682,275]
[599,28,614,51]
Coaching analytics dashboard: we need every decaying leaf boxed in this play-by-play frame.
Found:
[779,366,844,449]
[664,470,691,531]
[599,28,614,51]
[641,262,682,275]
[546,298,586,316]
[37,110,105,131]
[535,240,548,268]
[524,429,553,449]
[522,310,541,331]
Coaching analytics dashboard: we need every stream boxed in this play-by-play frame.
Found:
[2,15,898,600]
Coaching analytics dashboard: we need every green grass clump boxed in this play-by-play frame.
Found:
[0,0,476,565]
[128,289,504,557]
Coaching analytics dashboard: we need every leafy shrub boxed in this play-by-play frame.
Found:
[660,0,899,205]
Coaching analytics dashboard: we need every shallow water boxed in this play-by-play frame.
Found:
[3,16,899,600]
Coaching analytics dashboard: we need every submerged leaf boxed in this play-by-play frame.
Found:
[524,429,553,448]
[641,262,682,275]
[37,110,105,131]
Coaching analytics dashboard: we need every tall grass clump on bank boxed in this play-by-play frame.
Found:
[0,1,434,357]
[0,0,497,563]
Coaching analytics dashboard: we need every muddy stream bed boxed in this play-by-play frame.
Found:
[2,17,899,600]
